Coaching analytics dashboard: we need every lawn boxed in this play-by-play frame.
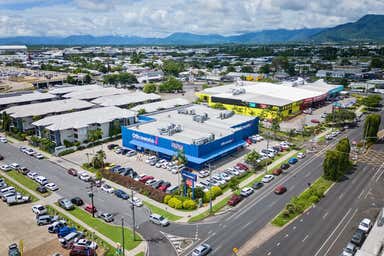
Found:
[135,252,145,256]
[271,177,333,227]
[188,195,230,222]
[7,170,51,197]
[143,201,182,221]
[0,174,38,202]
[68,207,141,250]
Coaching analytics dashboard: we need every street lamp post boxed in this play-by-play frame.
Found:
[208,163,212,215]
[88,182,95,218]
[131,190,136,241]
[121,218,125,256]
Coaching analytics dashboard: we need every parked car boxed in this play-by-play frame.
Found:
[351,229,366,246]
[35,176,48,185]
[198,170,209,178]
[98,212,114,223]
[57,226,77,238]
[139,175,154,183]
[84,204,97,214]
[272,168,282,176]
[8,243,20,256]
[0,164,12,171]
[358,218,372,233]
[262,175,274,183]
[227,194,242,206]
[114,189,129,200]
[58,198,74,210]
[158,182,171,192]
[240,187,254,197]
[107,144,118,150]
[297,152,306,159]
[311,119,320,124]
[0,154,3,161]
[45,183,59,191]
[48,220,66,233]
[69,245,96,256]
[236,163,249,171]
[341,242,357,256]
[10,163,19,169]
[71,197,84,206]
[67,168,78,176]
[34,153,44,159]
[27,171,38,179]
[252,182,264,190]
[288,157,298,164]
[192,243,212,256]
[129,197,143,207]
[149,214,169,226]
[36,214,54,226]
[32,204,47,215]
[17,167,30,175]
[280,163,290,170]
[78,172,91,182]
[36,186,48,194]
[101,184,114,193]
[274,185,287,195]
[0,137,7,143]
[75,239,98,249]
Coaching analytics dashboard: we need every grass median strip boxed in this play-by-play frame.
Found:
[271,177,333,227]
[6,170,51,197]
[65,206,141,251]
[188,195,230,223]
[0,174,38,202]
[143,201,182,221]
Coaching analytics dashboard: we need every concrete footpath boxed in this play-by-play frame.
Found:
[0,170,147,256]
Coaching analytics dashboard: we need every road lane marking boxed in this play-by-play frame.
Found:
[267,252,271,255]
[313,208,352,256]
[338,192,344,200]
[292,226,296,230]
[302,234,309,242]
[322,212,329,219]
[284,234,289,238]
[323,208,358,256]
[376,168,384,182]
[358,189,365,199]
[276,242,280,247]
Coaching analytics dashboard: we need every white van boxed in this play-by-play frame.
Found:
[35,176,48,185]
[59,231,82,248]
[0,186,15,194]
[166,185,179,194]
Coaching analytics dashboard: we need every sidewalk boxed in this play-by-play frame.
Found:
[0,170,147,256]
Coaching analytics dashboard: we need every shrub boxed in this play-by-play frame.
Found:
[211,186,222,197]
[58,149,76,156]
[183,199,197,210]
[203,191,214,203]
[309,195,320,204]
[164,195,172,204]
[168,197,183,209]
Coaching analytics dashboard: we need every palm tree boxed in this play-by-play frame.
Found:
[2,111,11,132]
[176,150,187,166]
[87,128,103,146]
[91,149,106,169]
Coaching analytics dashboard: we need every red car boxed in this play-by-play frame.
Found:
[70,245,96,256]
[67,168,78,176]
[227,195,242,206]
[139,175,154,183]
[236,163,249,171]
[274,185,287,195]
[158,182,171,192]
[272,168,282,176]
[84,204,97,214]
[311,119,320,124]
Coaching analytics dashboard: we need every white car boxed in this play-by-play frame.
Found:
[34,153,44,159]
[198,170,209,178]
[79,172,91,182]
[24,148,35,156]
[146,179,157,186]
[240,187,254,197]
[219,172,231,181]
[45,182,59,191]
[252,135,264,141]
[155,159,167,168]
[10,163,19,169]
[129,197,143,207]
[101,184,114,193]
[171,167,179,174]
[358,218,372,233]
[0,164,11,171]
[32,204,47,215]
[262,175,275,183]
[27,171,38,179]
[75,239,98,249]
[145,156,157,164]
[297,152,306,159]
[0,137,7,143]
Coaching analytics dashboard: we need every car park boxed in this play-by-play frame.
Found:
[58,198,74,210]
[358,218,372,233]
[227,194,242,206]
[262,175,274,183]
[351,229,366,246]
[252,182,264,190]
[99,212,114,223]
[272,168,282,176]
[75,239,98,249]
[78,172,91,182]
[240,187,254,197]
[84,204,97,214]
[114,189,129,200]
[297,152,306,159]
[1,164,12,171]
[45,182,59,191]
[101,184,114,193]
[274,185,287,194]
[71,197,84,206]
[67,168,78,176]
[341,242,357,256]
[192,243,212,256]
[32,204,47,215]
[149,213,169,226]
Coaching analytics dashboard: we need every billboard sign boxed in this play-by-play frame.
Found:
[181,170,197,182]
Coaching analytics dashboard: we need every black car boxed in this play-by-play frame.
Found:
[281,163,290,170]
[114,189,129,200]
[36,186,48,194]
[8,243,20,256]
[252,182,264,190]
[151,179,164,189]
[107,144,118,150]
[351,229,366,246]
[71,197,84,206]
[0,154,4,161]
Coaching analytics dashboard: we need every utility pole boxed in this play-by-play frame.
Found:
[208,163,212,215]
[88,182,95,218]
[131,190,136,241]
[121,218,125,256]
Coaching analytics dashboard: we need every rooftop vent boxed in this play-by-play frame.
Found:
[192,133,215,145]
[232,87,246,95]
[193,113,208,123]
[158,123,183,136]
[178,108,195,115]
[218,110,234,119]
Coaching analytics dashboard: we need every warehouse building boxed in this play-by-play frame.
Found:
[196,80,343,120]
[91,91,161,108]
[122,104,258,170]
[2,99,94,131]
[130,98,190,114]
[0,91,57,110]
[33,106,136,146]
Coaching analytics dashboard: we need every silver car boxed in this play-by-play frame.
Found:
[192,243,212,256]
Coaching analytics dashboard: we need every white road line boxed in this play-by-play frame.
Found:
[323,208,358,256]
[313,208,352,256]
[338,192,344,200]
[305,172,311,178]
[302,234,309,242]
[376,168,384,182]
[267,252,271,255]
[284,234,289,238]
[358,189,365,199]
[292,226,296,230]
[322,212,329,219]
[276,242,280,247]
[364,189,371,200]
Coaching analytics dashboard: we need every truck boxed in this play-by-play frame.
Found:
[6,194,31,206]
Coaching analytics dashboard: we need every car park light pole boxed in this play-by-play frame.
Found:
[131,190,136,241]
[121,218,125,255]
[87,181,95,218]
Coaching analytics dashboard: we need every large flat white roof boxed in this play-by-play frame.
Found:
[63,87,128,100]
[202,80,331,106]
[2,99,94,118]
[131,98,190,113]
[0,92,57,107]
[32,106,136,131]
[91,91,161,107]
[130,104,254,144]
[49,84,100,95]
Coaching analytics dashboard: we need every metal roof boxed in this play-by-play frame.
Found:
[91,91,161,107]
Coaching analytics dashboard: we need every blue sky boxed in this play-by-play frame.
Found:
[0,0,383,37]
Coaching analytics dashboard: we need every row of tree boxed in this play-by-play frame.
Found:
[364,114,381,142]
[102,72,138,85]
[323,138,351,181]
[142,76,183,93]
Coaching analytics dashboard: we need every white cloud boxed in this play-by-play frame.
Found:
[0,0,383,37]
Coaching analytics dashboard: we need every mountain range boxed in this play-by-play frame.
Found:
[0,14,383,46]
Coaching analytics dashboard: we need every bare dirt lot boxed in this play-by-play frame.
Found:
[0,202,66,256]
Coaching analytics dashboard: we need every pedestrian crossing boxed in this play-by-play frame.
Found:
[160,232,195,255]
[357,149,384,166]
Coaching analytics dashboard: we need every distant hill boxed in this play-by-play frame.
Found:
[0,14,383,45]
[310,14,384,42]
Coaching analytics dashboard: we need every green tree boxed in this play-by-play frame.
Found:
[370,57,384,69]
[364,114,381,142]
[162,60,184,77]
[226,66,236,73]
[137,108,146,115]
[1,111,11,132]
[176,150,187,166]
[272,56,289,71]
[143,83,157,93]
[91,150,106,169]
[323,150,346,181]
[87,128,103,146]
[362,95,382,110]
[95,170,103,180]
[240,66,254,73]
[325,109,356,125]
[159,76,183,92]
[244,150,261,168]
[259,64,271,74]
[130,52,145,64]
[229,178,240,192]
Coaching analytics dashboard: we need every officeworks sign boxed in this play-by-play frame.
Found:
[132,133,158,145]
